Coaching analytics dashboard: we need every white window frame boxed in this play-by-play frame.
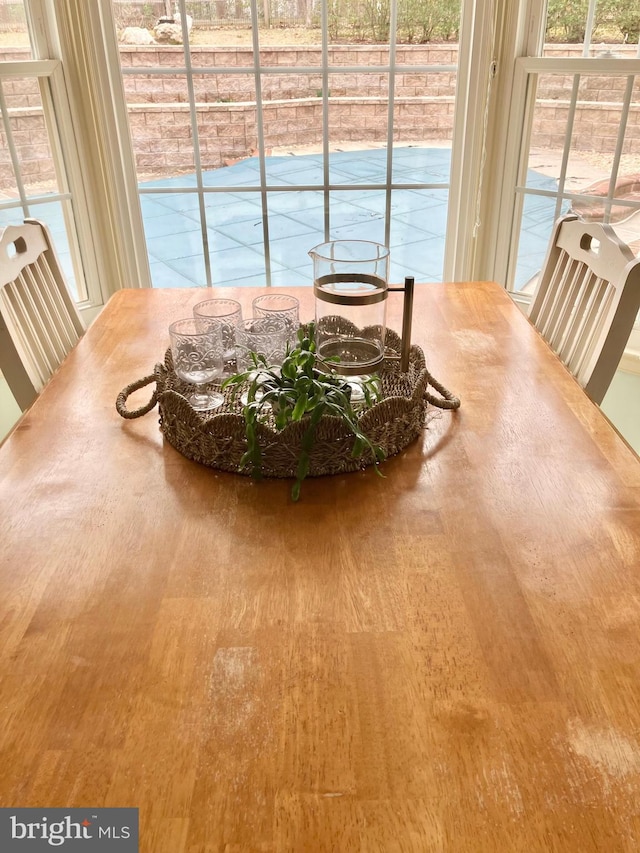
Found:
[27,0,151,308]
[0,0,149,321]
[478,0,640,370]
[9,1,578,305]
[494,56,640,299]
[0,57,105,319]
[115,0,489,287]
[8,0,502,297]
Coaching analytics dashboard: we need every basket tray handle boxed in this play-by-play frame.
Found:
[116,374,158,419]
[424,369,460,410]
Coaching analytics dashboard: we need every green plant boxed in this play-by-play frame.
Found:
[545,0,640,44]
[545,0,588,42]
[396,0,459,44]
[597,0,640,43]
[223,324,384,501]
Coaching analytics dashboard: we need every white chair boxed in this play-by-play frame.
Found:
[528,213,640,404]
[0,219,84,410]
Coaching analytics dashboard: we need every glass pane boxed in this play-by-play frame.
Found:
[185,26,319,51]
[566,75,629,185]
[4,78,60,197]
[261,74,323,185]
[329,44,386,68]
[526,72,640,220]
[263,70,313,105]
[544,0,639,56]
[396,0,461,50]
[326,0,461,47]
[0,70,88,303]
[393,141,451,185]
[389,188,447,281]
[512,193,571,294]
[392,64,456,188]
[265,148,324,189]
[329,189,386,244]
[28,199,81,299]
[2,73,40,110]
[140,191,204,272]
[613,77,640,255]
[263,219,320,284]
[206,241,272,289]
[186,73,257,184]
[0,0,32,61]
[331,146,387,185]
[527,73,620,195]
[207,190,263,233]
[544,0,591,53]
[396,44,458,69]
[264,191,323,287]
[327,71,389,184]
[512,65,640,292]
[0,204,23,227]
[0,82,20,199]
[127,75,195,181]
[140,188,264,288]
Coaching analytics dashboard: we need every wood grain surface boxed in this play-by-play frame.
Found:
[1,283,640,852]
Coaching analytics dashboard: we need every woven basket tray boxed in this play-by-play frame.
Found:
[116,329,459,479]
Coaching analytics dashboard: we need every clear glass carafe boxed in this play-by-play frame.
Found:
[309,240,390,376]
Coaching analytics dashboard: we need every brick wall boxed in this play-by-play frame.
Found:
[0,72,55,187]
[531,101,640,154]
[2,44,639,185]
[119,44,480,173]
[127,96,455,172]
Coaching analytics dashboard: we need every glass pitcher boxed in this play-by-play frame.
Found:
[309,240,390,375]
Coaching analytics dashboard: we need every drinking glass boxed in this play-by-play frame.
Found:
[169,318,224,412]
[235,315,288,372]
[193,298,243,374]
[252,293,300,347]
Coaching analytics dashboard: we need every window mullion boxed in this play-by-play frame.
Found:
[321,0,330,240]
[552,74,581,222]
[583,0,597,55]
[384,0,399,249]
[604,74,635,224]
[0,81,30,215]
[249,0,272,287]
[177,0,212,287]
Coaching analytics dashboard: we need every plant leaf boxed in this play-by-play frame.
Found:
[292,392,308,421]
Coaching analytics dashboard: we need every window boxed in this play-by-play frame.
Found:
[0,3,100,316]
[489,0,640,302]
[112,0,483,288]
[2,0,153,316]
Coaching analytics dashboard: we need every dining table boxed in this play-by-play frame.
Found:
[1,281,640,852]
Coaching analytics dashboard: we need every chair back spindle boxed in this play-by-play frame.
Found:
[0,219,84,410]
[529,213,640,404]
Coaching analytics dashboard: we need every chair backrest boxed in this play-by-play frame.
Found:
[529,213,640,404]
[0,219,85,410]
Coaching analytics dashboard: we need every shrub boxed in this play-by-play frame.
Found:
[546,0,640,43]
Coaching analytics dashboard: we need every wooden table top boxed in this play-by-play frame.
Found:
[2,282,640,852]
